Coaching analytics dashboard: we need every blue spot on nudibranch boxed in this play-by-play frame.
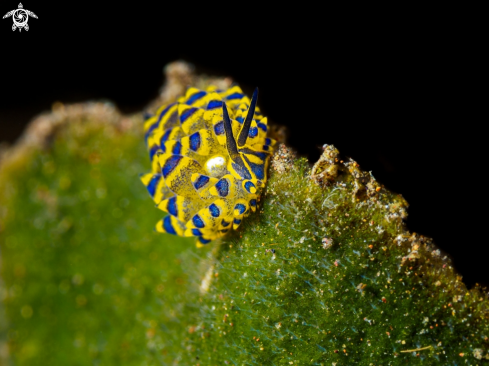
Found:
[242,155,265,180]
[258,122,267,132]
[193,175,210,190]
[192,214,205,228]
[149,144,159,161]
[180,107,197,123]
[207,100,222,110]
[265,138,272,146]
[145,122,158,142]
[236,116,244,123]
[209,203,220,217]
[189,132,201,151]
[146,175,160,197]
[198,237,211,244]
[191,228,202,236]
[163,216,177,235]
[167,197,178,217]
[215,178,229,197]
[145,103,175,141]
[225,92,244,100]
[172,141,182,155]
[158,103,176,123]
[186,91,206,105]
[252,151,267,160]
[244,181,256,193]
[214,121,225,135]
[221,220,230,227]
[234,203,246,215]
[248,127,258,138]
[160,129,173,146]
[233,218,242,225]
[249,199,257,207]
[162,156,183,177]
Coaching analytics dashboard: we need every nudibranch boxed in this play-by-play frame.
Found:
[141,86,276,246]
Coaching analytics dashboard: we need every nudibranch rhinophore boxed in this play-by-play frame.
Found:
[141,86,276,246]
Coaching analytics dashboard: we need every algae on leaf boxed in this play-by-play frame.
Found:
[1,61,488,365]
[0,101,207,365]
[180,144,489,364]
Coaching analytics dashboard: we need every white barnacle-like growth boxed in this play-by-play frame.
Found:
[205,155,227,178]
[200,264,215,294]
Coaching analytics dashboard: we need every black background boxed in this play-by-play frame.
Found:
[1,4,487,288]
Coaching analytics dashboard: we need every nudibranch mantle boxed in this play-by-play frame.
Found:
[141,86,276,246]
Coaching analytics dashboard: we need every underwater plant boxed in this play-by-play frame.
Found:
[0,61,487,365]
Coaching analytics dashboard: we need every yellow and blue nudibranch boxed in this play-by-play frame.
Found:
[140,86,276,246]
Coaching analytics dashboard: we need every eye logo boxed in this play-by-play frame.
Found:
[3,3,38,32]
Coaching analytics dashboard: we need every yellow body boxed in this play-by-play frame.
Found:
[141,86,275,246]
